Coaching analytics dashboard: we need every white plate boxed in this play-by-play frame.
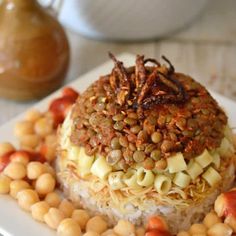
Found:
[0,53,235,236]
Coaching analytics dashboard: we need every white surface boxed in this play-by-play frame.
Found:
[58,0,209,40]
[0,53,236,236]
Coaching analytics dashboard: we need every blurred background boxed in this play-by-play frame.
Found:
[0,0,236,125]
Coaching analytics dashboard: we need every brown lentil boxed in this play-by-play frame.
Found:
[145,144,156,154]
[95,102,105,111]
[150,149,161,161]
[137,131,148,143]
[113,121,124,131]
[130,125,141,134]
[110,137,121,149]
[161,140,175,153]
[133,151,146,163]
[127,112,138,119]
[115,159,129,170]
[151,131,162,143]
[128,143,136,151]
[119,136,129,147]
[143,118,155,134]
[107,150,122,165]
[112,114,124,121]
[142,158,155,170]
[123,149,134,164]
[124,117,137,126]
[155,159,167,170]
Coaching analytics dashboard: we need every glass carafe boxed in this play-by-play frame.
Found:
[0,0,69,100]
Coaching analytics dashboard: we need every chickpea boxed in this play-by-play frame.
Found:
[0,174,11,194]
[44,134,57,162]
[14,121,34,137]
[45,192,61,207]
[34,117,53,137]
[135,227,146,236]
[0,142,15,157]
[35,173,56,195]
[19,134,40,149]
[41,145,56,162]
[25,109,42,122]
[214,194,225,217]
[83,232,100,236]
[72,209,90,230]
[101,229,119,236]
[208,223,233,236]
[17,189,39,211]
[57,218,81,236]
[10,151,29,166]
[10,180,31,199]
[189,224,207,234]
[43,163,56,177]
[27,162,45,180]
[44,208,65,229]
[31,201,50,222]
[58,199,75,218]
[177,232,190,236]
[224,215,236,233]
[113,219,135,236]
[86,216,108,234]
[4,162,26,180]
[203,211,221,228]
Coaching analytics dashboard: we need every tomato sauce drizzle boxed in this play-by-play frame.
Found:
[0,151,14,172]
[49,87,79,127]
[223,190,236,218]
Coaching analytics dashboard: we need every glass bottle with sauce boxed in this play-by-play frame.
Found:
[0,0,69,100]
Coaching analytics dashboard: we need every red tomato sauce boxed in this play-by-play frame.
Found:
[0,151,15,172]
[146,216,172,236]
[145,230,172,236]
[49,87,79,127]
[223,190,236,218]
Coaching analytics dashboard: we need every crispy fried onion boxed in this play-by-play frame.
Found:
[109,53,188,109]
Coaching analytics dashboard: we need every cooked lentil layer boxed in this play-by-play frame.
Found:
[70,55,227,170]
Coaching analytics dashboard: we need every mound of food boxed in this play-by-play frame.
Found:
[56,54,235,234]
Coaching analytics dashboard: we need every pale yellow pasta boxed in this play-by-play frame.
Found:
[123,169,139,188]
[136,167,154,187]
[211,152,221,169]
[186,161,203,180]
[68,146,81,161]
[90,155,112,180]
[173,172,191,188]
[195,149,213,168]
[167,153,187,173]
[202,167,222,187]
[108,171,125,190]
[218,137,234,157]
[77,148,95,177]
[154,174,172,195]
